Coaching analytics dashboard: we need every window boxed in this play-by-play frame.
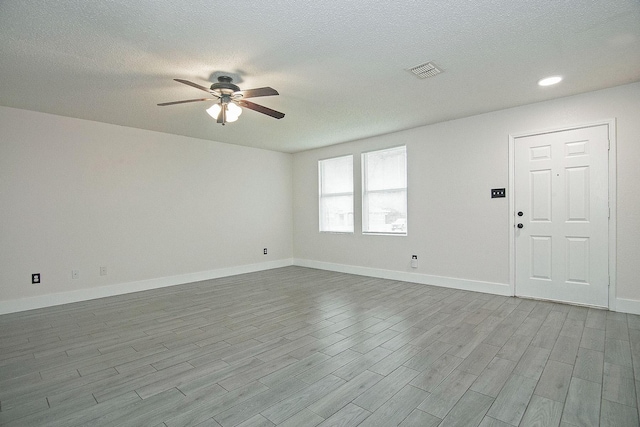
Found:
[362,146,407,234]
[319,155,354,232]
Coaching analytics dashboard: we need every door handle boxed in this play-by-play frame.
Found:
[517,223,524,229]
[518,211,524,217]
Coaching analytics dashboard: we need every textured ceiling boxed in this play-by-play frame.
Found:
[1,1,639,153]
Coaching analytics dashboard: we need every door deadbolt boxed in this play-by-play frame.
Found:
[518,211,523,216]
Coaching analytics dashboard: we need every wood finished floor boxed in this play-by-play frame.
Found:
[1,266,639,427]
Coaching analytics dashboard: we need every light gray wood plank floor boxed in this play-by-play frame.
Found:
[1,266,639,426]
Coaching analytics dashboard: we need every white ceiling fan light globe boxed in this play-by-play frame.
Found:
[227,102,242,117]
[224,103,242,122]
[206,103,221,118]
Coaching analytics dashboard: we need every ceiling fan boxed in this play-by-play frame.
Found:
[158,76,285,125]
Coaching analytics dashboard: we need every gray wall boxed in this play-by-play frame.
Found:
[0,107,293,310]
[2,82,639,314]
[292,82,640,311]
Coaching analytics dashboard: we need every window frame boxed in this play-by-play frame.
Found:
[361,145,408,236]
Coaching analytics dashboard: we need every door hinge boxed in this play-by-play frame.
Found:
[608,138,611,151]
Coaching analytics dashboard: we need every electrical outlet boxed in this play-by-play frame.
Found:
[100,266,107,276]
[491,188,506,198]
[72,270,79,279]
[411,255,418,269]
[32,273,40,284]
[263,248,268,255]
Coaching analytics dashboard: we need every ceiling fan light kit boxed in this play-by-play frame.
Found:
[206,99,242,123]
[158,76,284,125]
[207,104,238,122]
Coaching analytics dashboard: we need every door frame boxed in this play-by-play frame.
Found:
[508,119,617,309]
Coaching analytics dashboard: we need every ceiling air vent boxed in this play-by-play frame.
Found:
[407,62,442,79]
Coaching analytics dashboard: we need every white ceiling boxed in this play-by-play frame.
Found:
[1,1,639,153]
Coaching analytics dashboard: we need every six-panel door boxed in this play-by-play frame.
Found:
[514,125,609,307]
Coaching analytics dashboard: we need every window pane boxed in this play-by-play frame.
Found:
[321,155,353,194]
[362,146,407,234]
[319,155,353,232]
[363,190,407,233]
[320,195,354,232]
[365,147,406,191]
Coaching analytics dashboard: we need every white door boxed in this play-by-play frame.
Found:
[514,125,609,307]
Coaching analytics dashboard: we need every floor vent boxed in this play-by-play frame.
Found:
[407,61,442,79]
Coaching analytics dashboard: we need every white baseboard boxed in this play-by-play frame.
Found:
[293,259,511,296]
[615,298,640,315]
[6,258,636,316]
[0,259,294,315]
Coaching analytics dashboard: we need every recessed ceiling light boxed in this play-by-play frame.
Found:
[538,76,562,86]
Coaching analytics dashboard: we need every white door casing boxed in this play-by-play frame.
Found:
[513,124,610,307]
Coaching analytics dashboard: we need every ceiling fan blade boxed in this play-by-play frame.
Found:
[174,79,217,95]
[237,100,285,119]
[238,87,279,98]
[157,98,213,106]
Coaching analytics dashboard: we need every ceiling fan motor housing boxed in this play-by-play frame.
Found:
[210,76,240,95]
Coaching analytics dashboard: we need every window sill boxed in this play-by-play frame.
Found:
[319,231,354,235]
[362,232,407,237]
